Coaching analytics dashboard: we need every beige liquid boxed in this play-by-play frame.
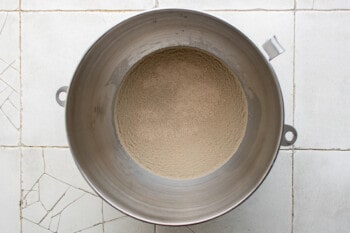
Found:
[115,47,248,179]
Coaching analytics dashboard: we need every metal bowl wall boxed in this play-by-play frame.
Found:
[65,9,284,225]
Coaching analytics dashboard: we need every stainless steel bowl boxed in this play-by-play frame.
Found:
[56,9,297,225]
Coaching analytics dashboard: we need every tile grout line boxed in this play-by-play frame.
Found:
[4,7,350,232]
[294,148,350,151]
[1,145,70,148]
[19,2,22,155]
[291,149,295,233]
[292,8,296,128]
[19,147,23,233]
[7,5,348,233]
[1,9,350,13]
[6,9,145,13]
[207,8,350,11]
[154,0,159,8]
[291,2,296,231]
[19,0,23,231]
[2,145,350,151]
[101,199,105,233]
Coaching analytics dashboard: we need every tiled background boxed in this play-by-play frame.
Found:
[0,0,349,232]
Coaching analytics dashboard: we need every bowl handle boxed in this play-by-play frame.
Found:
[281,124,297,146]
[263,36,285,61]
[55,86,68,107]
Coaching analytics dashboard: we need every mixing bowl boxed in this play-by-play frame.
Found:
[55,9,297,225]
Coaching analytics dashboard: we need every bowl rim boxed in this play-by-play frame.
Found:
[64,8,285,226]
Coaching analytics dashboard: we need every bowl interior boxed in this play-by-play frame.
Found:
[66,9,284,225]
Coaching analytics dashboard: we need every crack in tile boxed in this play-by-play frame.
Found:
[0,59,16,76]
[47,214,53,231]
[0,73,19,93]
[52,192,86,219]
[56,214,62,233]
[0,91,19,125]
[0,13,8,36]
[186,226,196,233]
[48,192,86,232]
[42,149,46,173]
[0,58,18,72]
[23,174,44,200]
[22,184,41,208]
[0,92,19,125]
[7,95,19,111]
[24,200,40,208]
[0,86,7,94]
[45,173,97,196]
[38,186,70,224]
[0,96,9,107]
[101,199,105,233]
[0,106,19,130]
[74,222,103,233]
[103,215,128,224]
[43,213,58,232]
[40,200,48,212]
[29,188,86,232]
[23,217,55,233]
[38,177,41,202]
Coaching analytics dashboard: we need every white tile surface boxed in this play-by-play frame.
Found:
[40,212,53,229]
[25,188,39,206]
[294,150,350,233]
[295,12,350,149]
[48,214,59,232]
[0,1,348,232]
[39,174,69,210]
[22,0,154,10]
[0,13,20,146]
[296,0,350,9]
[21,11,293,146]
[0,148,20,233]
[102,197,154,232]
[57,194,102,233]
[211,11,294,125]
[22,12,138,146]
[295,0,316,9]
[159,0,294,10]
[21,147,105,232]
[158,151,292,233]
[22,147,44,190]
[48,187,84,216]
[44,148,94,193]
[22,219,52,233]
[22,201,47,223]
[157,226,194,233]
[21,147,156,233]
[104,217,154,233]
[0,0,18,10]
[103,201,125,221]
[80,224,104,233]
